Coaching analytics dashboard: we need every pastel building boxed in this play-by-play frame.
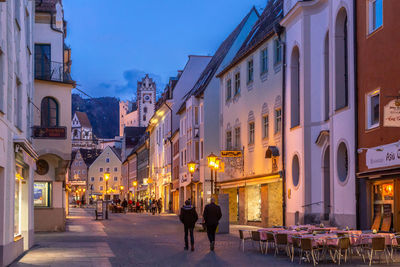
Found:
[282,0,356,227]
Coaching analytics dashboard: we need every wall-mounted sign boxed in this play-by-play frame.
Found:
[384,100,400,127]
[33,126,67,139]
[366,141,400,169]
[221,151,242,157]
[69,181,86,186]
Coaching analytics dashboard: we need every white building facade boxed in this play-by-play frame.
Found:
[32,0,74,232]
[0,0,37,265]
[71,111,95,150]
[282,0,356,227]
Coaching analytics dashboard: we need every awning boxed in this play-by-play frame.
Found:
[265,146,280,158]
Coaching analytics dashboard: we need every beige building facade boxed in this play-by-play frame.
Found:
[87,146,122,201]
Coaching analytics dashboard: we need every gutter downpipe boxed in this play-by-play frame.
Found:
[276,24,287,227]
[353,0,360,230]
[165,102,174,213]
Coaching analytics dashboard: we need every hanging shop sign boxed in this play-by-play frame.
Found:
[221,151,242,157]
[384,99,400,127]
[68,180,86,186]
[366,141,400,169]
[33,126,67,139]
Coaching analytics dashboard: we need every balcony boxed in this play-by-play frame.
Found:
[35,60,74,84]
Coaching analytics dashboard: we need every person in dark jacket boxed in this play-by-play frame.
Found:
[179,200,198,251]
[203,198,222,251]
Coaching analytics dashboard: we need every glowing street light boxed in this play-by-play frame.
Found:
[187,161,196,174]
[207,153,221,195]
[104,172,110,219]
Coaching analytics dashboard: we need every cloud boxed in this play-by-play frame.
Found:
[95,69,166,100]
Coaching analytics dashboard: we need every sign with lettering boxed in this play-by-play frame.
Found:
[366,141,400,169]
[221,151,242,157]
[69,180,86,186]
[384,100,400,127]
[33,126,67,139]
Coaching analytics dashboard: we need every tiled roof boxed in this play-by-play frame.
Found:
[124,127,147,147]
[35,0,60,12]
[182,7,259,102]
[217,0,284,77]
[110,146,122,161]
[75,111,92,128]
[79,148,103,167]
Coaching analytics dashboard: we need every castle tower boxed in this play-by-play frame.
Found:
[137,74,156,127]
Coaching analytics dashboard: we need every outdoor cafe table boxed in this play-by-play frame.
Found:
[258,229,308,242]
[355,233,397,246]
[300,233,339,247]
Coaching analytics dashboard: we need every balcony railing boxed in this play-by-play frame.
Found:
[35,60,74,84]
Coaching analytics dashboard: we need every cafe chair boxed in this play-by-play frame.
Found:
[328,237,350,265]
[265,232,275,254]
[363,236,390,266]
[291,235,301,262]
[238,230,252,252]
[275,233,290,257]
[390,235,400,261]
[299,238,318,266]
[251,231,265,254]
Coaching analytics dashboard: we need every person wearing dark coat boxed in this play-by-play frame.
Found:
[203,198,222,251]
[179,200,198,251]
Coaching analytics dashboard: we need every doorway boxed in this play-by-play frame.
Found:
[323,146,331,220]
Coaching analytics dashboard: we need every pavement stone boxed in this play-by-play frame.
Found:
[9,208,400,266]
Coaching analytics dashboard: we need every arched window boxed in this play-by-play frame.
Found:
[337,142,349,183]
[335,8,349,110]
[41,97,58,127]
[324,32,330,120]
[290,46,300,127]
[292,155,300,187]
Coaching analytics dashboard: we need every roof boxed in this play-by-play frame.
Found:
[79,149,103,167]
[110,146,122,161]
[217,0,284,77]
[124,127,147,147]
[181,7,259,106]
[35,0,60,12]
[74,111,92,128]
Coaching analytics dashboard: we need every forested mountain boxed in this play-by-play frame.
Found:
[72,94,119,138]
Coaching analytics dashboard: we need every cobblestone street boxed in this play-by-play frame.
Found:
[8,208,400,266]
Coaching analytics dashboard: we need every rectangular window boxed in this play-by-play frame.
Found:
[274,40,282,65]
[91,177,94,182]
[194,107,199,125]
[261,48,268,73]
[247,59,254,83]
[99,168,103,172]
[195,141,200,161]
[234,72,241,96]
[106,168,110,172]
[234,127,241,149]
[369,0,383,33]
[262,115,269,139]
[15,80,22,129]
[82,170,86,174]
[226,79,232,101]
[34,44,51,79]
[275,108,282,134]
[34,182,51,207]
[100,177,103,182]
[100,186,103,191]
[200,140,204,159]
[181,152,183,166]
[114,177,118,181]
[184,150,187,165]
[106,158,110,163]
[248,122,255,145]
[226,131,232,150]
[367,90,380,129]
[114,167,118,172]
[14,166,23,237]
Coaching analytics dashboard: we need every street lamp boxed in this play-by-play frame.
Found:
[104,172,110,219]
[207,153,220,195]
[120,185,124,199]
[132,180,138,201]
[187,161,197,205]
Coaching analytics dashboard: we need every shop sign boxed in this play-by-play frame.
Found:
[69,180,86,186]
[384,100,400,127]
[366,142,400,169]
[33,126,67,139]
[221,151,242,157]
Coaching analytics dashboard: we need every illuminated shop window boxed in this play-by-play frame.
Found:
[246,184,261,222]
[34,182,51,207]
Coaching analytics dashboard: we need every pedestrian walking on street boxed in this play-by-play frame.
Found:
[179,199,198,251]
[203,198,222,251]
[151,200,156,215]
[121,199,128,213]
[157,198,162,214]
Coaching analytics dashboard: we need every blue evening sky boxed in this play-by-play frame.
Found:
[63,0,267,100]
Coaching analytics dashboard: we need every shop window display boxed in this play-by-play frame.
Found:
[373,182,393,231]
[34,182,51,207]
[246,185,261,222]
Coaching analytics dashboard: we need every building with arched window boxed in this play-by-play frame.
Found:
[32,0,74,232]
[282,0,356,228]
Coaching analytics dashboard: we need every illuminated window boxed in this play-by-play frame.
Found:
[248,122,255,145]
[246,185,261,222]
[261,48,268,74]
[34,182,51,207]
[367,90,380,129]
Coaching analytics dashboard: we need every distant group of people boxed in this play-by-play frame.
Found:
[179,198,222,252]
[115,198,163,214]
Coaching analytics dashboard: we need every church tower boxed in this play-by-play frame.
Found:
[137,74,156,127]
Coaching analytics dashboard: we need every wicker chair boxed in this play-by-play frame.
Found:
[328,237,350,265]
[251,231,265,254]
[291,235,301,262]
[391,235,400,261]
[238,230,252,252]
[274,233,290,257]
[363,236,390,266]
[299,238,318,266]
